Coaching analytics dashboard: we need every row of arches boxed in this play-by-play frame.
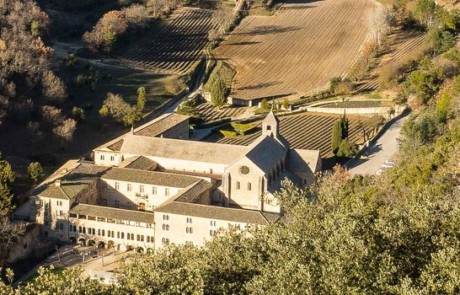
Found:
[72,237,153,253]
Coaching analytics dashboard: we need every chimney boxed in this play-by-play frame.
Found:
[55,179,61,187]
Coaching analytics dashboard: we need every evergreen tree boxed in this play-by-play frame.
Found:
[331,120,343,155]
[0,154,15,212]
[28,162,43,184]
[211,76,227,107]
[137,87,146,112]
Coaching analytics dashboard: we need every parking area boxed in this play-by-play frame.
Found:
[15,244,133,286]
[347,114,408,176]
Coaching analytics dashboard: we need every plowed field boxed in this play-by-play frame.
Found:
[120,7,214,74]
[214,0,377,101]
[203,112,374,158]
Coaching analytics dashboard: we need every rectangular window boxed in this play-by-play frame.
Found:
[127,183,132,192]
[186,217,192,224]
[121,232,124,239]
[247,182,252,191]
[87,216,95,221]
[162,224,170,231]
[236,181,240,189]
[115,182,119,190]
[165,188,170,196]
[186,227,193,234]
[100,155,105,160]
[97,217,105,222]
[139,185,144,193]
[152,187,157,195]
[163,214,169,221]
[69,213,77,218]
[98,229,101,236]
[210,220,216,227]
[210,230,215,236]
[110,156,115,161]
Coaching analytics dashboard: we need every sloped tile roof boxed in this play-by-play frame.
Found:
[244,136,286,172]
[70,204,155,223]
[119,156,158,171]
[134,113,190,137]
[156,202,281,225]
[120,134,249,165]
[102,167,200,188]
[34,163,109,200]
[175,179,213,203]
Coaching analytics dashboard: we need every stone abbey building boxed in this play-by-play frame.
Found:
[28,112,321,252]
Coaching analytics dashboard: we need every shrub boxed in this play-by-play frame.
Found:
[337,139,359,158]
[220,130,237,137]
[71,107,86,122]
[436,91,451,123]
[230,123,256,135]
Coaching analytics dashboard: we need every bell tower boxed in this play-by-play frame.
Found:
[262,111,280,138]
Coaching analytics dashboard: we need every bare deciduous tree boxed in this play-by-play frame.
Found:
[53,118,77,143]
[366,6,389,48]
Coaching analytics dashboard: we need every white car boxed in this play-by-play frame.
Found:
[382,160,395,168]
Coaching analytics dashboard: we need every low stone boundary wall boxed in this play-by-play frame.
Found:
[299,103,406,119]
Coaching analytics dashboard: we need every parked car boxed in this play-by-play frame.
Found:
[382,160,395,168]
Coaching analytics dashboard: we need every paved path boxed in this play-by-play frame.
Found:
[347,114,409,176]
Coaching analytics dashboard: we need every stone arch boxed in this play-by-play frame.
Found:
[69,237,76,244]
[87,240,95,247]
[78,238,86,246]
[98,241,105,248]
[146,248,154,254]
[107,240,115,249]
[136,247,144,253]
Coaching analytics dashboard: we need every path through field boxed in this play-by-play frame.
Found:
[214,0,377,101]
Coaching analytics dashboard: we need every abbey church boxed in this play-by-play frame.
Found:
[28,112,321,252]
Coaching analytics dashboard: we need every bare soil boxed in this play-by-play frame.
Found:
[214,0,378,101]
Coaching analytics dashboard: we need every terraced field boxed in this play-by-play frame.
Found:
[204,113,374,158]
[196,103,248,122]
[120,7,214,74]
[356,30,426,92]
[214,0,377,101]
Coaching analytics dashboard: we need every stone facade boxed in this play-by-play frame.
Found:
[28,112,321,252]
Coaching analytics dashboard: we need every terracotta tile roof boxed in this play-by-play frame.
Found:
[134,113,190,137]
[156,202,281,225]
[70,204,155,223]
[102,167,201,188]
